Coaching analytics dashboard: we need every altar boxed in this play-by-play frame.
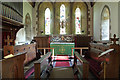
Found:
[50,42,75,56]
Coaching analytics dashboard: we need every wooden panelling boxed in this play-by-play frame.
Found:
[14,43,36,65]
[4,43,36,65]
[74,35,92,47]
[1,52,26,78]
[34,36,49,48]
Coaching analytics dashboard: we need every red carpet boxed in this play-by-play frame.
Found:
[55,61,70,67]
[25,66,34,79]
[55,56,70,67]
[55,56,69,60]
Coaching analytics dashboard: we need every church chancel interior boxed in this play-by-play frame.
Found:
[0,0,120,79]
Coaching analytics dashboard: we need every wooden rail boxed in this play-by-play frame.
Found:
[73,51,89,79]
[98,49,114,57]
[34,52,52,79]
[71,47,88,56]
[37,48,54,56]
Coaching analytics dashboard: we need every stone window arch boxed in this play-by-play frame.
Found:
[75,8,81,34]
[101,5,110,41]
[45,8,51,35]
[60,4,66,34]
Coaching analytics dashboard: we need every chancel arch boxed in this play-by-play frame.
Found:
[72,2,87,35]
[37,2,53,35]
[100,5,110,41]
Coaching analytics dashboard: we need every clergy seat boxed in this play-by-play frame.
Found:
[85,35,120,79]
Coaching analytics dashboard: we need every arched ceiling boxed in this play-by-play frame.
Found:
[28,0,96,8]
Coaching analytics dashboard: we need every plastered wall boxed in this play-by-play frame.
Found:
[118,1,120,44]
[15,2,33,45]
[93,2,118,41]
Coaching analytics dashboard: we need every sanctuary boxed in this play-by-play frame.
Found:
[0,0,120,79]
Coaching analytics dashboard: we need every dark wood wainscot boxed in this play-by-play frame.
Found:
[74,35,92,47]
[34,36,50,48]
[34,36,50,55]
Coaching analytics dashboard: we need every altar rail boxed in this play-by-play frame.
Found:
[37,48,54,56]
[71,47,88,56]
[73,51,89,79]
[34,52,52,79]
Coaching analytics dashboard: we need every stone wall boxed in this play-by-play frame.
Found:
[35,2,88,36]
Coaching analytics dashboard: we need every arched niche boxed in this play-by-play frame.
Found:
[15,28,25,45]
[37,2,53,35]
[25,13,32,42]
[101,5,110,41]
[72,2,87,35]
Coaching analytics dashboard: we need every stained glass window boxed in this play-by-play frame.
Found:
[101,7,110,40]
[60,4,66,34]
[75,8,81,34]
[45,8,50,35]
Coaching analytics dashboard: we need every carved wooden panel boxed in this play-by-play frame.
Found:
[1,53,26,78]
[4,45,14,56]
[34,36,49,48]
[3,43,36,65]
[14,43,36,65]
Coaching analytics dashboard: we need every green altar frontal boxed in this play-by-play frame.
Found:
[50,43,75,56]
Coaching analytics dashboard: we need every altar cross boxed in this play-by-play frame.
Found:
[4,35,13,45]
[110,34,119,45]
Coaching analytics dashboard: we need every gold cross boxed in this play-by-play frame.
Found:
[61,36,64,40]
[110,34,119,45]
[4,35,13,45]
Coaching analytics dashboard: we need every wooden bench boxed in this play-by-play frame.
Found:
[34,52,53,79]
[73,51,89,79]
[85,34,120,79]
[0,52,26,79]
[4,43,37,65]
